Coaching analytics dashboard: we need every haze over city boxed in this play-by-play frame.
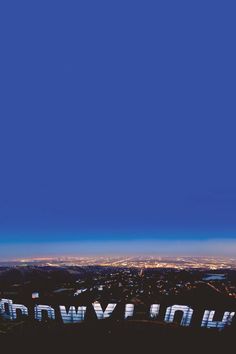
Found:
[1,238,236,260]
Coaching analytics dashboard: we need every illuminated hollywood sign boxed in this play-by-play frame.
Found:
[0,298,235,330]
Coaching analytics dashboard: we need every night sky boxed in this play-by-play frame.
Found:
[1,1,236,258]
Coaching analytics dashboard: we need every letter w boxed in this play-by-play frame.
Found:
[59,306,86,323]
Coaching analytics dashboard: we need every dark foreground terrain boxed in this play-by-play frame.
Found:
[0,318,235,354]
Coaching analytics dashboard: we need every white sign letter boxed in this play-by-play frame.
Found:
[59,306,86,323]
[124,304,134,319]
[201,310,235,329]
[164,305,193,326]
[150,304,160,319]
[11,304,28,319]
[0,299,13,320]
[34,305,55,321]
[92,303,117,319]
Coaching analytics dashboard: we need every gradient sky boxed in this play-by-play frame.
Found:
[1,1,236,258]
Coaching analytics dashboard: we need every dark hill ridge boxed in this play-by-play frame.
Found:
[0,266,86,287]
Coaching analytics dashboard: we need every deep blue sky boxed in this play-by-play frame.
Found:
[1,1,236,256]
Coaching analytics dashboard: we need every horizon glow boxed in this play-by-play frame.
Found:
[1,238,236,260]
